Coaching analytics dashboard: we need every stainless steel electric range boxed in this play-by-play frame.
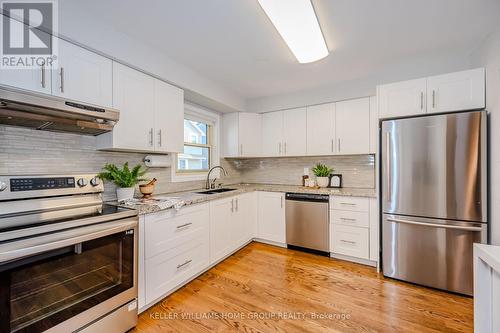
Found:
[0,174,139,333]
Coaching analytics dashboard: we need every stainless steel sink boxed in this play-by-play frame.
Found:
[195,188,236,195]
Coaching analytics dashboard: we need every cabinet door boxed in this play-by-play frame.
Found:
[378,78,426,118]
[153,79,184,153]
[52,39,112,107]
[209,197,234,263]
[427,68,485,113]
[369,198,379,262]
[233,193,256,248]
[0,17,51,94]
[283,107,307,156]
[306,103,335,155]
[262,111,283,156]
[239,113,262,157]
[221,113,239,157]
[336,98,370,155]
[109,62,155,151]
[257,192,285,243]
[369,96,378,154]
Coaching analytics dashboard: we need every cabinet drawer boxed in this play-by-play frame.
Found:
[331,210,369,228]
[331,224,369,259]
[145,203,209,259]
[145,236,209,303]
[330,196,369,212]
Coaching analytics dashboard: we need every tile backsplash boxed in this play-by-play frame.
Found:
[224,155,375,188]
[1,125,374,201]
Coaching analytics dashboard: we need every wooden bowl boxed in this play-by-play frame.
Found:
[139,183,155,198]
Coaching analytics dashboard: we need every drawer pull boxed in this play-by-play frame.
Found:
[176,222,193,229]
[340,203,356,206]
[176,259,192,269]
[340,240,356,245]
[340,217,356,222]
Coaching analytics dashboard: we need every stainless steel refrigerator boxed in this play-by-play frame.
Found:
[381,110,488,296]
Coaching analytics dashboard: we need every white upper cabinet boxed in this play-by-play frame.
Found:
[153,79,184,153]
[222,113,262,157]
[306,103,336,156]
[378,68,485,119]
[426,68,485,114]
[52,39,112,107]
[0,17,52,94]
[97,62,155,151]
[283,107,307,156]
[369,96,378,154]
[262,111,284,156]
[336,98,370,155]
[378,78,427,118]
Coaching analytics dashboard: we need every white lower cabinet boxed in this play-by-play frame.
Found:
[257,191,286,244]
[331,225,369,259]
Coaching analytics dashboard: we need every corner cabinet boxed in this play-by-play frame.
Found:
[97,62,184,153]
[222,113,262,157]
[378,68,485,119]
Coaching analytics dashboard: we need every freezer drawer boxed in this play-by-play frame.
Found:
[382,214,487,295]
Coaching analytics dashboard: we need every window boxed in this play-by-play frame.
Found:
[177,119,212,173]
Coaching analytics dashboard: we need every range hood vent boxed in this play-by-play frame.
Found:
[0,86,119,135]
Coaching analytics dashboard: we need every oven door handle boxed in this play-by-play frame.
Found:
[0,218,138,263]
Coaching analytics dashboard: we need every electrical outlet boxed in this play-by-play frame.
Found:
[303,167,309,176]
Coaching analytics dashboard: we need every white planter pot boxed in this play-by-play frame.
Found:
[116,187,135,202]
[316,177,329,188]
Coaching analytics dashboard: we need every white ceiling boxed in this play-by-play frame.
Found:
[63,0,500,101]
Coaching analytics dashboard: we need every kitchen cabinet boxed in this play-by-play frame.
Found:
[97,62,155,151]
[426,68,485,114]
[232,193,257,247]
[257,191,286,244]
[378,78,427,118]
[209,197,234,263]
[222,112,262,157]
[369,198,379,262]
[0,17,52,94]
[378,68,485,119]
[153,79,184,153]
[369,96,378,154]
[97,63,184,153]
[52,39,112,107]
[336,98,370,155]
[283,107,307,156]
[306,103,336,155]
[262,111,284,156]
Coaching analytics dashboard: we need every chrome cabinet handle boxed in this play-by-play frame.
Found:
[176,222,192,229]
[331,139,334,152]
[235,198,239,212]
[340,217,356,222]
[386,218,483,231]
[149,128,153,146]
[420,92,424,110]
[386,131,391,201]
[432,90,436,109]
[340,202,356,206]
[278,142,282,155]
[240,144,243,156]
[59,67,65,93]
[280,196,283,208]
[41,62,45,88]
[284,142,287,154]
[340,239,356,245]
[157,129,162,147]
[337,138,341,153]
[231,199,234,213]
[176,259,192,269]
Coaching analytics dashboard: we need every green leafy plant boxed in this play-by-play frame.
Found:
[98,162,148,188]
[312,163,333,177]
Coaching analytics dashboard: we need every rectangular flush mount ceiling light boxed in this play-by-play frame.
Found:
[257,0,328,63]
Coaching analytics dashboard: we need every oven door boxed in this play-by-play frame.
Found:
[0,218,138,333]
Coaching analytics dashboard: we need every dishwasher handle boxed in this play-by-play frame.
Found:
[285,193,329,203]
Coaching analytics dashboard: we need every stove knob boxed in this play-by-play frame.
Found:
[90,177,100,186]
[0,181,7,191]
[77,178,88,187]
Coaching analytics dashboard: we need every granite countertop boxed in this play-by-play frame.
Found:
[113,183,377,215]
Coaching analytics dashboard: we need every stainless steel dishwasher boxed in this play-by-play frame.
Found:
[285,193,329,254]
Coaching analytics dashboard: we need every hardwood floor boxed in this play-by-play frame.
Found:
[133,242,473,333]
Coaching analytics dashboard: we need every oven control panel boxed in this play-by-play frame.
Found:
[10,177,76,192]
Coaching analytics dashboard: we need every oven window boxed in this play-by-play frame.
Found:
[0,230,134,333]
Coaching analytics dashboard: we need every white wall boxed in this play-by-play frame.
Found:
[470,27,500,245]
[246,51,472,112]
[56,3,245,113]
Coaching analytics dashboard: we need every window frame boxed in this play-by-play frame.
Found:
[176,120,212,174]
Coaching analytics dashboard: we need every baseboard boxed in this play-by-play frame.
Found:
[252,238,287,248]
[330,252,378,267]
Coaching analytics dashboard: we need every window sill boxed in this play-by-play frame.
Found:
[171,171,208,183]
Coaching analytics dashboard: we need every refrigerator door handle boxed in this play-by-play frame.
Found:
[386,131,391,201]
[386,218,483,231]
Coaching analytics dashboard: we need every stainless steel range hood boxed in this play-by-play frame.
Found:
[0,85,119,135]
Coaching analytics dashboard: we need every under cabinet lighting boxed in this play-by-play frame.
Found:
[257,0,328,63]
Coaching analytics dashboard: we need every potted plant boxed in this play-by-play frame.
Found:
[98,162,148,202]
[312,163,333,188]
